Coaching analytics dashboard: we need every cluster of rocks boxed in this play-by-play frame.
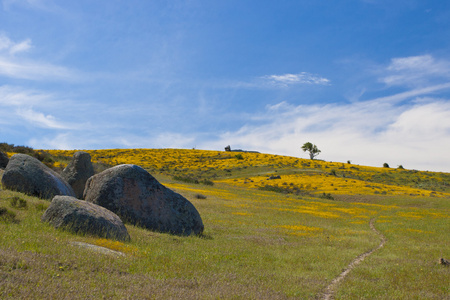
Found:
[0,151,203,241]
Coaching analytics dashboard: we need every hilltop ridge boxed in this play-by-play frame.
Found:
[42,148,450,198]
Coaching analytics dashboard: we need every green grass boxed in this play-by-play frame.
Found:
[1,159,449,299]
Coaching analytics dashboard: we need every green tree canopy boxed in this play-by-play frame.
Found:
[301,142,321,160]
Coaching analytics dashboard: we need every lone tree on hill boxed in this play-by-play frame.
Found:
[301,142,321,160]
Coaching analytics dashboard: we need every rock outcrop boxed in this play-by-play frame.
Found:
[62,151,95,199]
[1,154,75,200]
[83,164,204,236]
[42,195,130,242]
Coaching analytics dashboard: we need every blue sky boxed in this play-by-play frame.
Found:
[1,0,450,172]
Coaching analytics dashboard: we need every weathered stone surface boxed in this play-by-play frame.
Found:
[83,164,204,236]
[42,195,130,241]
[0,152,9,169]
[1,154,76,200]
[62,151,95,199]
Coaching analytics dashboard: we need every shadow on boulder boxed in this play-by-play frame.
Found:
[0,152,8,169]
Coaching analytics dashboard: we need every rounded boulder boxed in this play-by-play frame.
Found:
[1,154,75,200]
[83,164,204,236]
[42,195,130,242]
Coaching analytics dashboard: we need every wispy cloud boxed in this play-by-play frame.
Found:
[0,85,51,105]
[225,72,331,89]
[16,107,70,129]
[0,33,80,81]
[0,85,82,130]
[0,57,78,81]
[381,54,450,87]
[0,33,32,55]
[262,72,330,87]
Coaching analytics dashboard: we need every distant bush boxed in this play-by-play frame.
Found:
[383,163,390,168]
[173,175,199,184]
[9,197,27,209]
[319,193,334,200]
[195,194,207,199]
[235,154,244,160]
[0,207,17,223]
[173,175,214,186]
[200,179,214,186]
[258,184,311,196]
[397,165,404,169]
[259,185,291,194]
[0,142,54,166]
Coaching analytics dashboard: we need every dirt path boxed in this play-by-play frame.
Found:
[318,218,387,300]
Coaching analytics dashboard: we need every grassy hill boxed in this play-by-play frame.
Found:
[1,148,449,299]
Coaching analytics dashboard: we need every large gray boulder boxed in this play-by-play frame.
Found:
[83,164,204,236]
[62,151,95,199]
[42,195,130,242]
[1,154,76,200]
[0,151,8,169]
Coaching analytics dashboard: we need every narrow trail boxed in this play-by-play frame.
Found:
[318,218,387,300]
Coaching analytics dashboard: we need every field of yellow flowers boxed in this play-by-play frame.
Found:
[1,148,448,298]
[47,148,450,198]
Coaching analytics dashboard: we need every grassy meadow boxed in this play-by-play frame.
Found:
[1,149,449,299]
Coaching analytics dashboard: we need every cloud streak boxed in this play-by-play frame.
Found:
[0,85,83,130]
[381,54,450,87]
[0,33,32,55]
[0,33,80,81]
[263,72,330,87]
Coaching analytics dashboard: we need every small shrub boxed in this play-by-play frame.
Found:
[397,165,404,169]
[330,169,337,176]
[0,207,17,223]
[200,179,214,186]
[235,154,244,160]
[173,175,199,184]
[259,185,290,194]
[383,163,390,168]
[195,194,207,199]
[9,197,27,209]
[319,193,334,200]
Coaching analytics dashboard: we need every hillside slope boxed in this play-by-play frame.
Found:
[1,148,448,299]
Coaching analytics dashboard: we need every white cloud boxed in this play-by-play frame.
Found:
[205,94,450,172]
[0,57,78,81]
[0,85,84,130]
[381,54,450,87]
[16,107,69,129]
[263,72,330,87]
[28,133,74,150]
[9,38,32,54]
[0,33,79,81]
[0,85,51,106]
[0,33,31,55]
[152,132,196,149]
